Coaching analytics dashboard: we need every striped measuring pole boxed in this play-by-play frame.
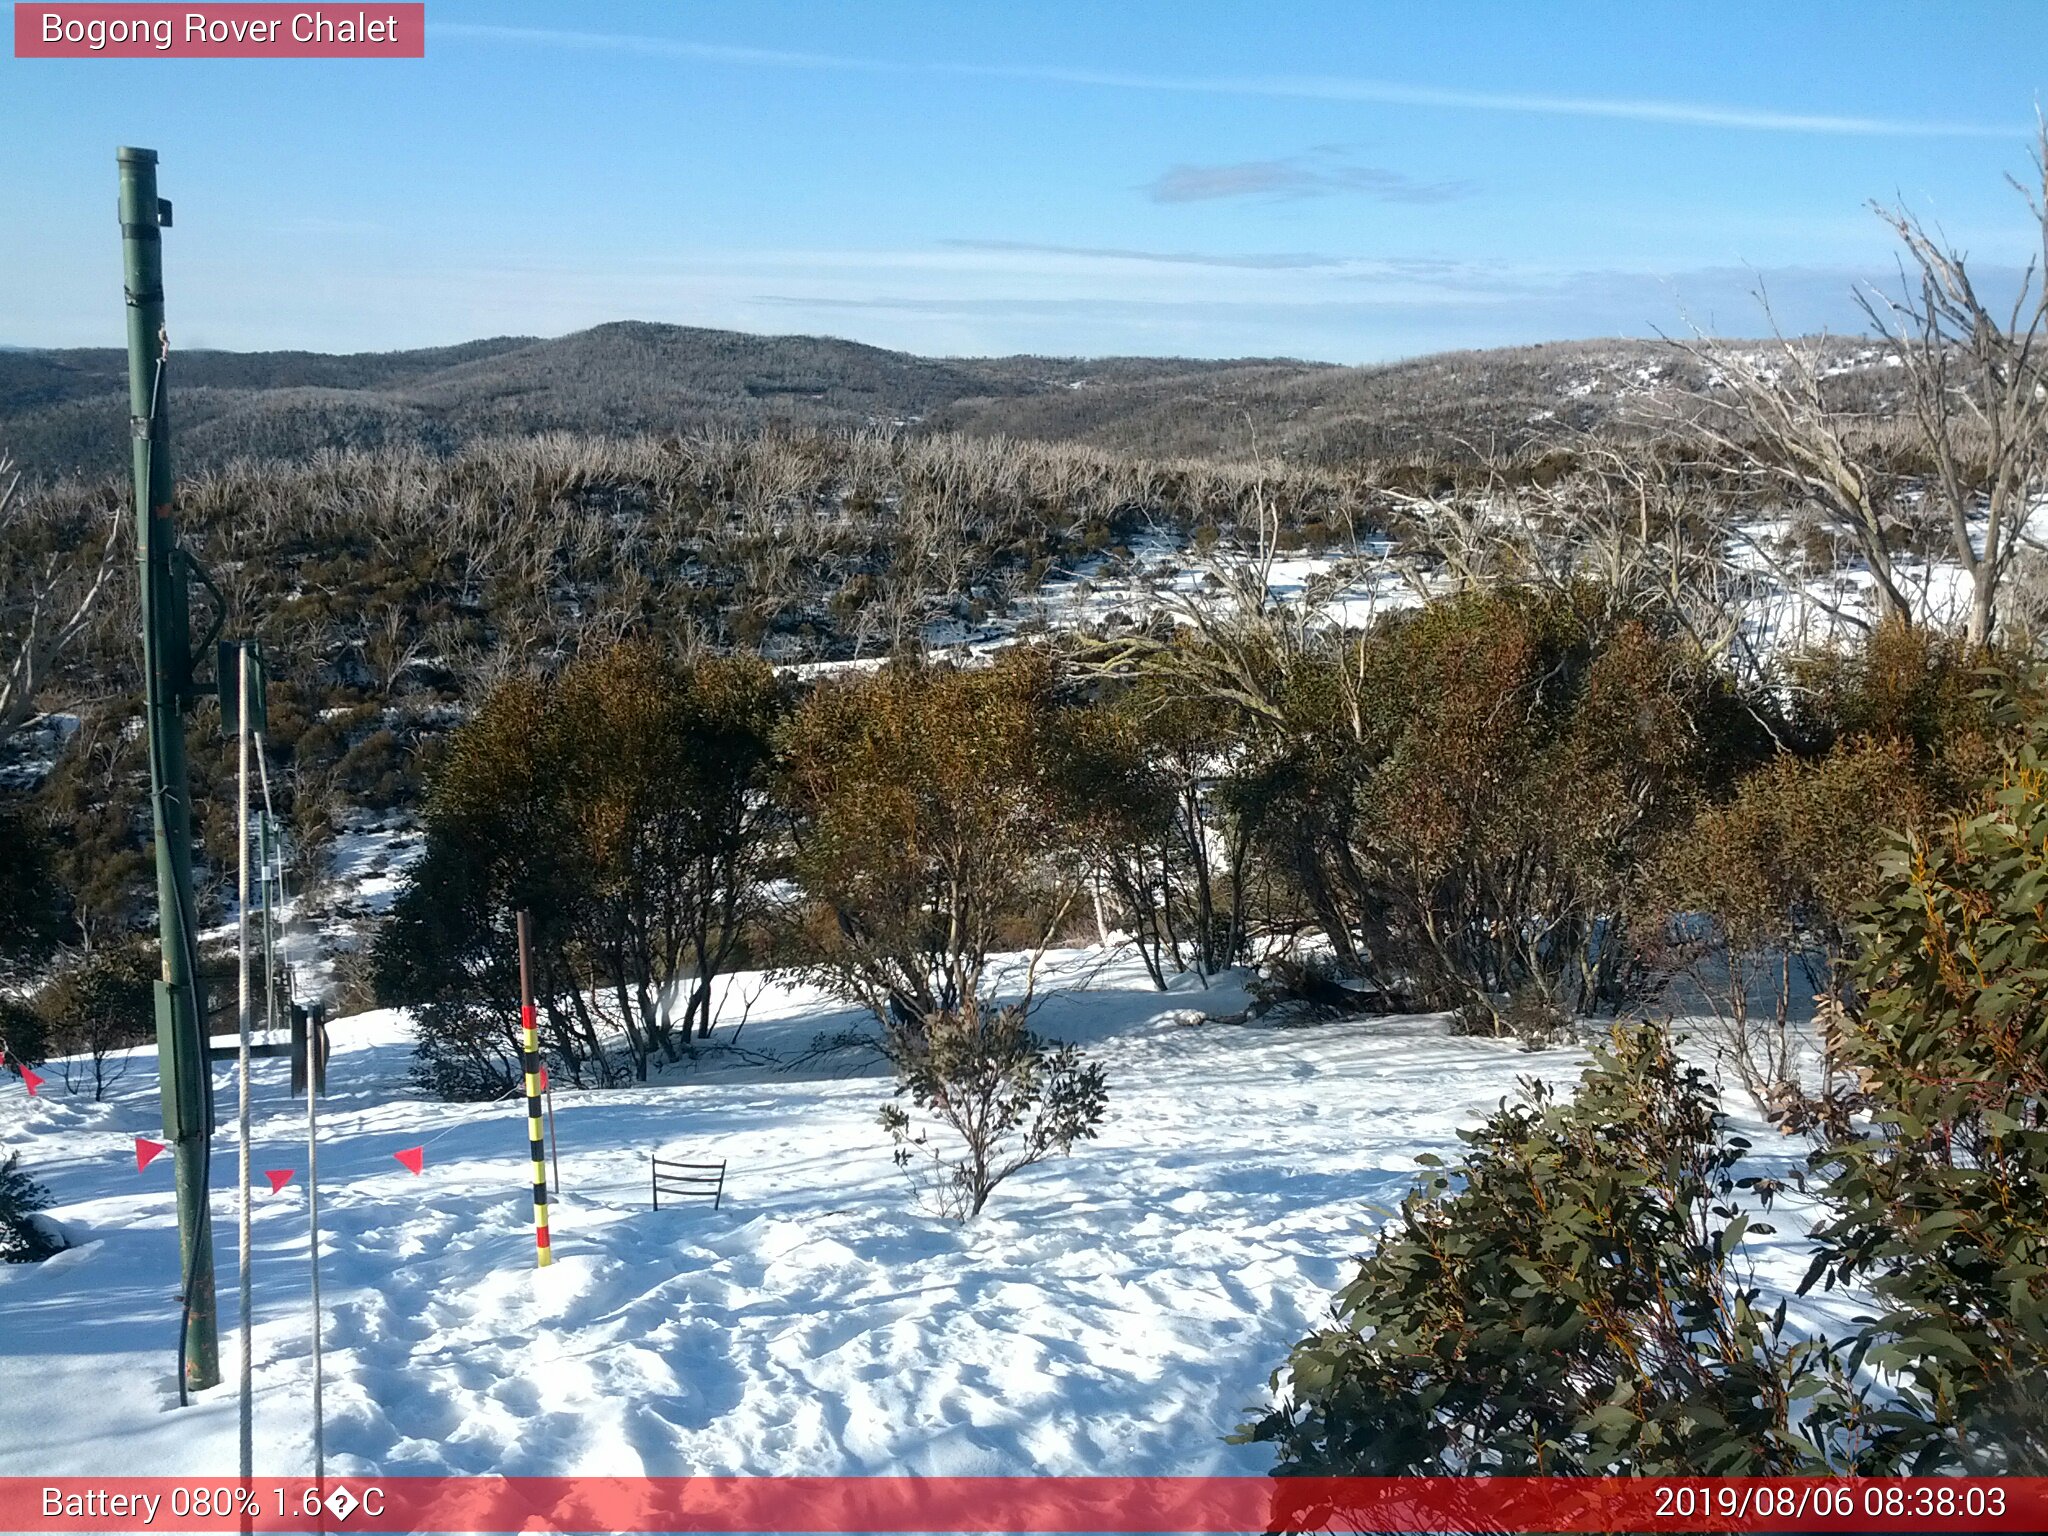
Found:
[515,911,553,1268]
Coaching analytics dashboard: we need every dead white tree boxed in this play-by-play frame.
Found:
[1669,321,1912,633]
[0,458,124,752]
[1857,127,2048,647]
[1671,130,2048,647]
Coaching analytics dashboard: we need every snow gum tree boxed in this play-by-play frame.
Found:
[1054,670,1253,987]
[780,650,1082,1023]
[378,644,781,1092]
[555,644,781,1056]
[781,652,1109,1216]
[1235,590,1755,1028]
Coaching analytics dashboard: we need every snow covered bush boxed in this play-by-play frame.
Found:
[1240,1022,1857,1474]
[878,1000,1108,1219]
[0,1150,65,1263]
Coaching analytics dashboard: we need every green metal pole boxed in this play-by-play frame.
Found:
[120,145,220,1396]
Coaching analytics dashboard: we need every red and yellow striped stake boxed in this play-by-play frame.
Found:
[515,910,553,1268]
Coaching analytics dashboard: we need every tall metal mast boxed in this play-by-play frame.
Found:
[120,145,221,1396]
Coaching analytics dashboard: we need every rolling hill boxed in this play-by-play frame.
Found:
[0,321,1881,479]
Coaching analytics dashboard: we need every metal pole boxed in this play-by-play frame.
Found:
[516,912,553,1267]
[236,643,254,1482]
[255,750,325,1483]
[262,813,277,1044]
[306,1008,324,1484]
[120,145,219,1397]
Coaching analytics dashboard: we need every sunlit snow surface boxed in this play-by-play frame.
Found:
[0,947,1850,1478]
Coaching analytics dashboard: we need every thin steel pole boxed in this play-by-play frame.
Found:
[235,644,254,1483]
[253,739,320,1479]
[306,1028,323,1482]
[262,814,277,1044]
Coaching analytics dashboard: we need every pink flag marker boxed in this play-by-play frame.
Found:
[135,1136,167,1172]
[393,1146,424,1175]
[539,1064,549,1092]
[264,1169,295,1194]
[19,1067,43,1097]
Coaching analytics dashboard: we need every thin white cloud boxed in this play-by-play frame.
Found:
[938,239,1347,270]
[1145,156,1472,204]
[435,22,2020,139]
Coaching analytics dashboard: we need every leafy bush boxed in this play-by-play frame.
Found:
[1643,740,1932,1117]
[0,997,48,1071]
[1240,1023,1848,1474]
[879,1002,1108,1220]
[1787,619,2001,799]
[379,645,781,1091]
[1237,591,1760,1026]
[1453,983,1577,1051]
[1055,665,1252,987]
[0,797,65,980]
[781,652,1079,1026]
[38,942,155,1100]
[1801,712,2048,1472]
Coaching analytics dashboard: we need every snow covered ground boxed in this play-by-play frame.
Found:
[0,948,1844,1480]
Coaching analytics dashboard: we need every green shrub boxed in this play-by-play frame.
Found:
[38,942,155,1100]
[1240,1023,1849,1474]
[879,1002,1108,1220]
[1801,712,2048,1472]
[1237,590,1762,1024]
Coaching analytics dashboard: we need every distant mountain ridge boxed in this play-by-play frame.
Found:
[0,320,1880,478]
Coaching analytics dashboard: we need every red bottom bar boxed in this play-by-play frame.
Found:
[3,1475,2044,1534]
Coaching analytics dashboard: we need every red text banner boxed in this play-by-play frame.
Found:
[1,1476,2045,1533]
[13,4,425,58]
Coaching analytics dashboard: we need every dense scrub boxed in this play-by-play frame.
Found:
[1244,679,2048,1475]
[375,646,782,1095]
[377,595,2020,1099]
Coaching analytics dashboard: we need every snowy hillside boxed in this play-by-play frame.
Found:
[0,948,1847,1479]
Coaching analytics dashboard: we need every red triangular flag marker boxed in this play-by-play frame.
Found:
[20,1067,43,1097]
[264,1169,295,1194]
[539,1065,549,1093]
[135,1136,167,1172]
[393,1146,424,1175]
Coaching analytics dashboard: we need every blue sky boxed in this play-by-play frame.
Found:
[4,1,2045,361]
